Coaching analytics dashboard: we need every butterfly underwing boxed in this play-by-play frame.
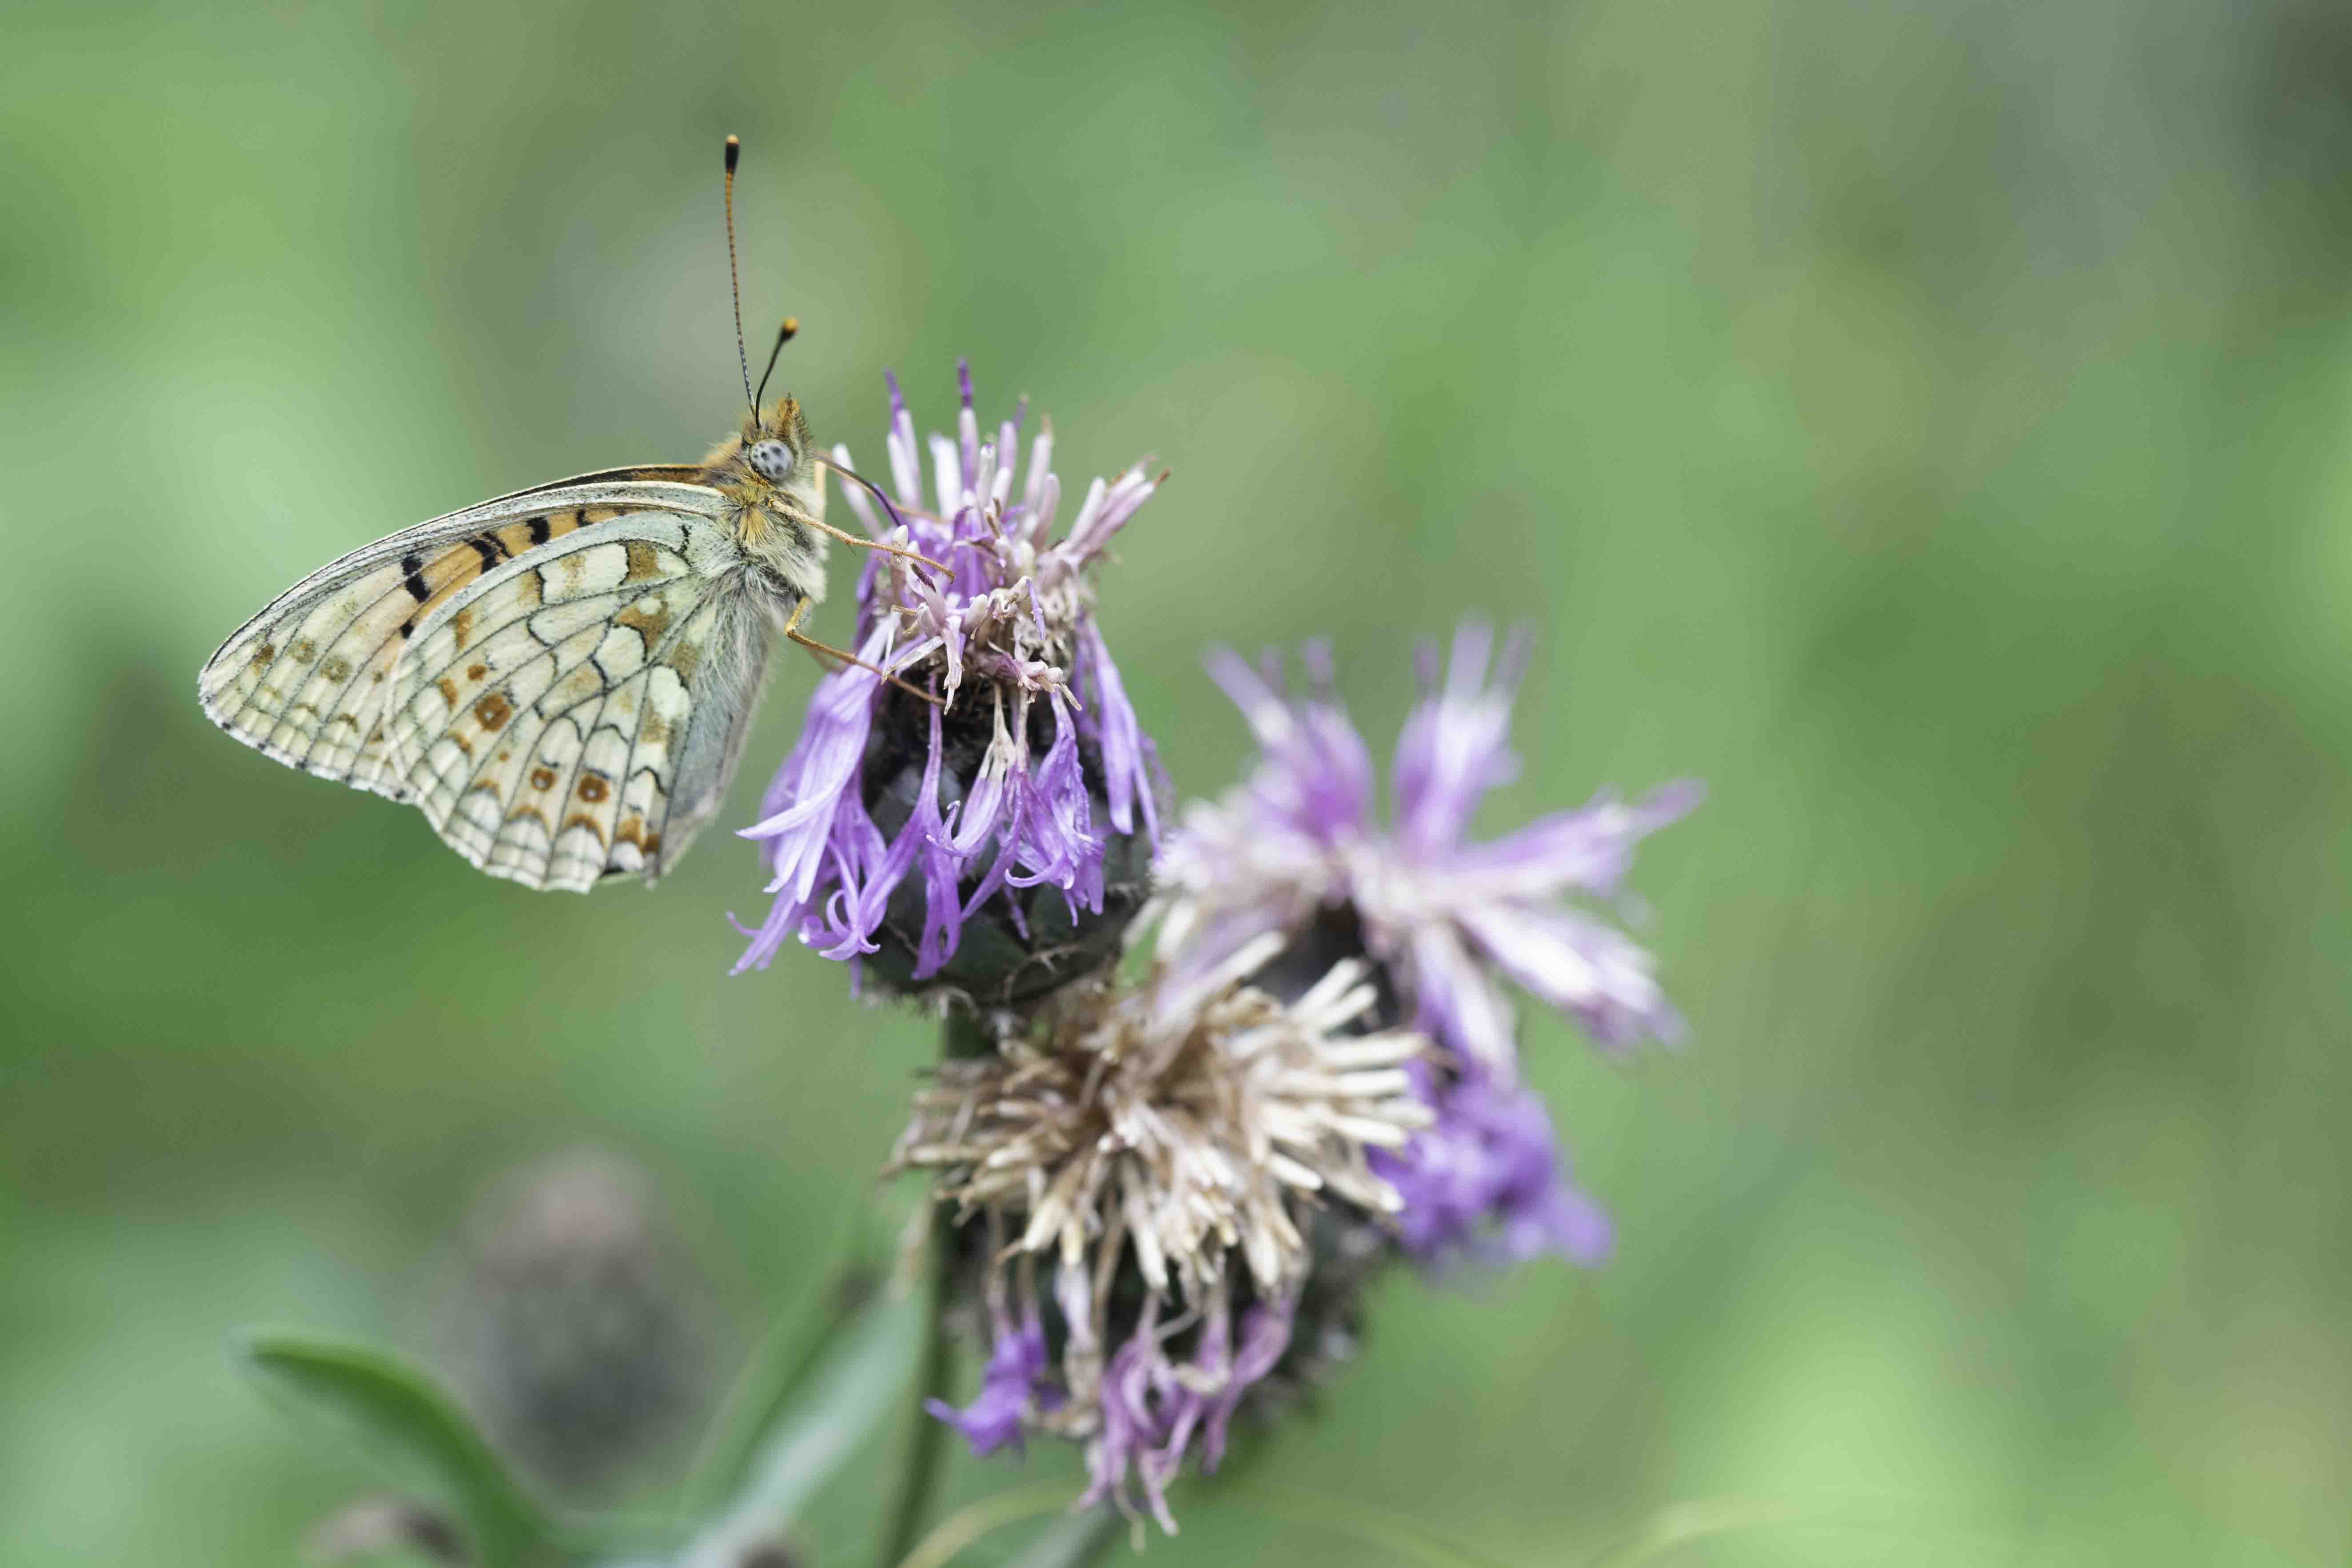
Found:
[197,139,931,893]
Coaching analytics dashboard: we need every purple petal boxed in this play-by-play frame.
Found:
[1406,921,1519,1079]
[1081,1314,1178,1533]
[927,1307,1054,1459]
[1453,901,1680,1053]
[1197,1296,1292,1470]
[907,701,965,980]
[1080,622,1160,843]
[1442,780,1704,900]
[1393,621,1519,857]
[883,371,923,505]
[1023,426,1055,516]
[1062,467,1158,563]
[1376,1061,1615,1267]
[956,361,981,493]
[1004,694,1100,901]
[1203,646,1373,844]
[732,638,893,974]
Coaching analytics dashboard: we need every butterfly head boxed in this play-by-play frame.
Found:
[704,397,814,495]
[744,396,812,482]
[700,397,829,598]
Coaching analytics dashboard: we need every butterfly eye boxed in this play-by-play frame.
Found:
[747,440,794,482]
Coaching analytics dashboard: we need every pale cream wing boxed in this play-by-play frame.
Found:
[196,467,706,799]
[381,508,779,892]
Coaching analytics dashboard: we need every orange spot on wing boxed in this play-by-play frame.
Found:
[575,775,609,804]
[615,600,672,644]
[562,812,609,844]
[474,692,513,730]
[530,766,556,791]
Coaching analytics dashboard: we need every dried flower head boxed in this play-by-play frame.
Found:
[442,1152,707,1496]
[1155,623,1697,1264]
[734,364,1164,1004]
[891,940,1430,1527]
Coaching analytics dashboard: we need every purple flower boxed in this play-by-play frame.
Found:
[1156,620,1697,1263]
[733,364,1164,998]
[1160,621,1698,1079]
[1077,1289,1296,1531]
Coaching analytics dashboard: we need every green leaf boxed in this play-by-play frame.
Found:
[1579,1499,1786,1568]
[1222,1484,1517,1568]
[670,1278,928,1568]
[238,1329,556,1568]
[886,1480,1100,1568]
[1001,1506,1124,1568]
[682,1261,884,1520]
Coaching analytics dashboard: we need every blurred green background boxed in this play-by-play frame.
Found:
[4,0,2349,1563]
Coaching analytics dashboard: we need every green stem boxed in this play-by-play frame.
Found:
[877,1274,951,1567]
[878,1023,969,1568]
[941,1007,997,1059]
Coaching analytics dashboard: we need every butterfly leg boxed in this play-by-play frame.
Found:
[804,513,953,577]
[781,598,942,705]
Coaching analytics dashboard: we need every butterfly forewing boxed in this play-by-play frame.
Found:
[200,471,693,790]
[199,473,788,892]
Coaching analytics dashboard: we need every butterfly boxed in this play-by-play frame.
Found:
[197,136,941,893]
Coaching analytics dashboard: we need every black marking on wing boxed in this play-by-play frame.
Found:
[402,553,430,602]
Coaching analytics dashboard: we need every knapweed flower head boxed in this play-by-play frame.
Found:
[1154,622,1698,1264]
[734,364,1164,1003]
[890,938,1429,1528]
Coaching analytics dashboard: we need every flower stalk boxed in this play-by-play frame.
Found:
[878,1176,959,1568]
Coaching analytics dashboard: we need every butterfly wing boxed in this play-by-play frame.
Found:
[198,465,704,796]
[199,468,793,891]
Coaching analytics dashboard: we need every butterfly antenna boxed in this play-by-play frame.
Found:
[723,135,756,417]
[753,316,798,413]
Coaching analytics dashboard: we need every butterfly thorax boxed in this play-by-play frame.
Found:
[698,396,828,607]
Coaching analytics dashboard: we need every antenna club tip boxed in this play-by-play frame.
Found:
[724,135,741,170]
[780,317,800,339]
